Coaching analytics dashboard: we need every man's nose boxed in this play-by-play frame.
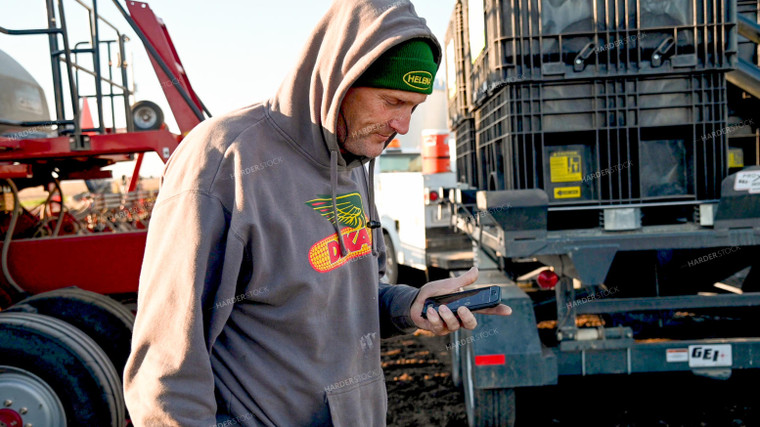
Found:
[389,112,412,135]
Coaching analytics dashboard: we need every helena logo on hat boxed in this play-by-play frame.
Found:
[403,71,433,91]
[354,39,438,94]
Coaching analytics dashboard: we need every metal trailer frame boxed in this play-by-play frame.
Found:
[447,166,760,405]
[444,1,760,425]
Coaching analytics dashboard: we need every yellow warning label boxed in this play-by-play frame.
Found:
[554,186,581,199]
[550,151,582,182]
[729,148,744,168]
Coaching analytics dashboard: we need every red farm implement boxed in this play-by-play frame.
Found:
[0,1,207,425]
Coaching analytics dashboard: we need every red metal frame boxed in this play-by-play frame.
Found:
[0,1,206,299]
[0,129,180,162]
[0,164,32,179]
[127,1,204,135]
[128,152,146,193]
[0,232,147,294]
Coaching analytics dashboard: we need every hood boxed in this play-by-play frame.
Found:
[268,0,443,170]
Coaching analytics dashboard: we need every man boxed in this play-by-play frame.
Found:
[123,1,511,426]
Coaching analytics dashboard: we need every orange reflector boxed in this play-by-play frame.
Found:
[475,354,506,366]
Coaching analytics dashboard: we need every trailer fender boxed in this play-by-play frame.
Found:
[464,282,558,389]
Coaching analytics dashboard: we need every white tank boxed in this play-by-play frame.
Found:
[0,49,52,137]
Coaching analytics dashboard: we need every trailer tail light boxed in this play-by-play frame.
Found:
[475,354,506,366]
[537,270,559,290]
[424,189,439,204]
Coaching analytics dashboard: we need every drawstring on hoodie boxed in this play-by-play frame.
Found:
[331,149,382,258]
[331,150,348,257]
[366,158,380,256]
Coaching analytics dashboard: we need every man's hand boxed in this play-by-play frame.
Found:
[410,267,512,335]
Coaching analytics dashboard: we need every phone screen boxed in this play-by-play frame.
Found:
[430,288,489,305]
[422,286,501,319]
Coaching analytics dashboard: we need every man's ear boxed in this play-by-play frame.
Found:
[336,107,348,146]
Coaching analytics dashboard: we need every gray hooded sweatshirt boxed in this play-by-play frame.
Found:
[123,1,442,426]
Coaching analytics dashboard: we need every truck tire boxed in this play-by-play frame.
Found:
[6,287,135,379]
[463,341,516,427]
[0,312,125,427]
[450,330,463,389]
[0,366,65,427]
[383,232,399,284]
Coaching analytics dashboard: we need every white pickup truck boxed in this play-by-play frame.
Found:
[374,147,473,284]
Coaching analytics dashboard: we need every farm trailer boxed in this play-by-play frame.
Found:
[442,0,760,425]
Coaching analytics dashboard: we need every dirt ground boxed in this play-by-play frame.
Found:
[382,272,759,427]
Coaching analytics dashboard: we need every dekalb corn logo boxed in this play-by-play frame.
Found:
[403,71,432,91]
[305,192,373,273]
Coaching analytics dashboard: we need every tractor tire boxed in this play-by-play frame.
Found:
[383,232,399,284]
[463,341,516,427]
[7,287,135,379]
[0,312,125,426]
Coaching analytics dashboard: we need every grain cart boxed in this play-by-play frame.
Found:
[0,2,208,425]
[443,0,760,425]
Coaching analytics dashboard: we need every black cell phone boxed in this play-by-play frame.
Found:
[421,286,501,319]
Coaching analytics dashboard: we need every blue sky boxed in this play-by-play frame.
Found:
[1,0,456,177]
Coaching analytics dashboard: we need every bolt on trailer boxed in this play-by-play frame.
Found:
[442,0,760,425]
[0,1,208,425]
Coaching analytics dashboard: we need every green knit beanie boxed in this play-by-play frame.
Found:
[354,39,438,95]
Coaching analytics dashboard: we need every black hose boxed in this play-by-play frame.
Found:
[110,0,208,121]
[2,179,25,294]
[52,178,65,237]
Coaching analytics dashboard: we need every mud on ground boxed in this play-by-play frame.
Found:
[382,329,758,427]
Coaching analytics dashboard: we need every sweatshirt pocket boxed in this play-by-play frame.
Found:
[325,372,387,427]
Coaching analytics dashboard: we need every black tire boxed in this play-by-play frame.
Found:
[463,341,516,427]
[426,266,451,282]
[6,287,135,379]
[0,312,125,426]
[383,232,399,284]
[131,100,164,131]
[450,330,463,389]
